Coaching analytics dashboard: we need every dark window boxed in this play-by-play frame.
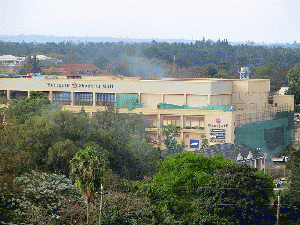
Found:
[53,92,71,105]
[74,92,93,106]
[96,93,115,106]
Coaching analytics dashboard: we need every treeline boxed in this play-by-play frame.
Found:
[1,39,300,91]
[0,93,300,224]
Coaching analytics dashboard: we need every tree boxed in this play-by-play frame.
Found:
[287,63,300,84]
[286,82,300,105]
[162,124,185,156]
[127,135,161,178]
[203,163,275,224]
[200,136,209,150]
[5,91,50,124]
[70,147,107,224]
[143,152,231,223]
[18,55,42,75]
[286,141,300,201]
[12,171,83,224]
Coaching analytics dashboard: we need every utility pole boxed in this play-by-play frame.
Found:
[276,189,281,225]
[99,184,104,225]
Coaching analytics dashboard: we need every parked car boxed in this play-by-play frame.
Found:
[294,117,300,123]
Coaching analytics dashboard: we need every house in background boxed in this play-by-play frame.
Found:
[197,143,267,171]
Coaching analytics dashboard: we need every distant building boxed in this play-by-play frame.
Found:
[197,143,266,171]
[0,55,25,72]
[42,64,114,78]
[276,87,289,95]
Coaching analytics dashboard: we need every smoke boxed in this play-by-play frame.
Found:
[118,55,173,79]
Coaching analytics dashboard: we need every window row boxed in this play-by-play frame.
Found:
[52,92,115,106]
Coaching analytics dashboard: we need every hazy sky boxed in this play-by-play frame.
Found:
[1,0,300,43]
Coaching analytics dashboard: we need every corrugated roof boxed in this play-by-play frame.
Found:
[196,143,264,161]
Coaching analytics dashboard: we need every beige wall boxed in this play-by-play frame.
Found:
[273,95,294,110]
[163,94,185,105]
[186,94,208,107]
[140,93,161,109]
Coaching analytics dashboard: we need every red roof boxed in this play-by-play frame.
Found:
[61,64,99,72]
[43,64,114,77]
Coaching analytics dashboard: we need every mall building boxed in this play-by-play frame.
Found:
[0,75,294,156]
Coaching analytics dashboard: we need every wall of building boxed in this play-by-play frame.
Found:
[0,76,293,153]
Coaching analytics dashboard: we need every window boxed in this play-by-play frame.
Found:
[143,115,158,128]
[162,115,181,127]
[96,93,115,106]
[74,92,93,106]
[53,92,71,105]
[185,116,204,129]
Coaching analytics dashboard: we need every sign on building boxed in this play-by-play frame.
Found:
[190,139,200,149]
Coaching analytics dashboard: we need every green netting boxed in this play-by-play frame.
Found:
[115,93,143,111]
[235,111,294,158]
[158,103,231,111]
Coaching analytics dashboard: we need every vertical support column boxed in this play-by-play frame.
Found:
[158,113,162,146]
[27,91,30,98]
[208,94,211,106]
[180,114,184,142]
[161,94,164,104]
[7,90,10,100]
[71,92,74,106]
[93,92,96,107]
[184,93,187,106]
[49,91,53,103]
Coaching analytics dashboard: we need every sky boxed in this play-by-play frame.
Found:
[1,0,300,44]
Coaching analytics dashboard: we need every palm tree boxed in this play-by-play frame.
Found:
[70,147,107,224]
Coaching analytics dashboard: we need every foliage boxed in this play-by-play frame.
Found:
[162,124,185,156]
[127,135,161,178]
[0,120,25,188]
[142,152,231,222]
[16,107,89,172]
[287,63,300,83]
[11,171,83,224]
[91,107,156,180]
[70,146,107,223]
[70,147,107,204]
[286,141,300,202]
[203,163,275,224]
[0,184,18,222]
[5,91,50,124]
[286,82,300,105]
[200,136,209,150]
[18,55,42,75]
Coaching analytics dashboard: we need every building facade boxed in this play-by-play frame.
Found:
[0,76,294,156]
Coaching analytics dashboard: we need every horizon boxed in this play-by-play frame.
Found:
[2,0,300,44]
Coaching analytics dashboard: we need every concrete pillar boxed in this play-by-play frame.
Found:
[93,92,96,107]
[71,92,74,106]
[7,90,10,100]
[49,91,53,103]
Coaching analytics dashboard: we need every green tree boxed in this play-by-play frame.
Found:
[203,163,275,224]
[286,82,300,105]
[287,63,300,84]
[162,124,185,156]
[127,135,161,178]
[200,136,209,150]
[70,147,107,224]
[143,152,231,223]
[5,91,50,124]
[18,55,42,75]
[12,171,83,224]
[286,141,300,201]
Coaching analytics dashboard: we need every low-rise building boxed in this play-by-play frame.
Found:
[0,76,294,158]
